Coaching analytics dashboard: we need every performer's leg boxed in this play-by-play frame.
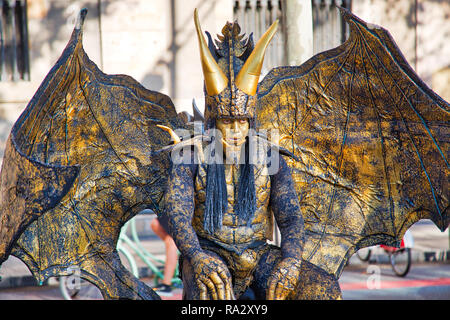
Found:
[250,244,282,299]
[150,218,178,286]
[293,260,342,300]
[251,245,342,300]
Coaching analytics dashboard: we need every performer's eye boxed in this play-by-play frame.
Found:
[222,119,231,124]
[239,119,247,124]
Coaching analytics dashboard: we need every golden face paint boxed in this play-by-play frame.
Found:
[216,118,249,156]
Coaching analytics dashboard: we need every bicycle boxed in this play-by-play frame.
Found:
[356,229,414,277]
[59,213,181,300]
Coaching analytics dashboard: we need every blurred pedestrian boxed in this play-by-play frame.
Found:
[150,214,178,296]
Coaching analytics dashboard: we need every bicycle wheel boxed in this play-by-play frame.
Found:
[59,276,80,300]
[59,275,103,300]
[356,247,372,262]
[59,248,138,300]
[118,244,139,278]
[390,248,411,277]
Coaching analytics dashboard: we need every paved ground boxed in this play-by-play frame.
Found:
[0,216,448,301]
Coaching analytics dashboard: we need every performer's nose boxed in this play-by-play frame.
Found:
[232,120,239,132]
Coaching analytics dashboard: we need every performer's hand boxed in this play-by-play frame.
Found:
[191,251,235,300]
[267,257,302,300]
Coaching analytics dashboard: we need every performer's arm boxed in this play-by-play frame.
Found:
[164,161,201,258]
[267,154,305,299]
[270,154,305,260]
[163,159,234,300]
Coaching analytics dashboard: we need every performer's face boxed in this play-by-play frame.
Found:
[216,118,249,152]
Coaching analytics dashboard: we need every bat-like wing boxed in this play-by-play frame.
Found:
[0,9,184,299]
[256,8,449,277]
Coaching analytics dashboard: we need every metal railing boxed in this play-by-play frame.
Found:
[233,0,351,70]
[312,0,351,55]
[233,0,286,77]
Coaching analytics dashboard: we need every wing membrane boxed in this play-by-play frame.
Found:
[256,9,449,277]
[3,9,183,299]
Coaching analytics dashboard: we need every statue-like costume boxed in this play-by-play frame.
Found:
[163,11,340,299]
[0,8,448,300]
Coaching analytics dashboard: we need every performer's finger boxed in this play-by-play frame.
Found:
[274,282,286,300]
[218,269,233,300]
[197,280,208,300]
[204,278,218,300]
[229,289,236,300]
[210,272,226,300]
[225,283,234,300]
[267,277,276,300]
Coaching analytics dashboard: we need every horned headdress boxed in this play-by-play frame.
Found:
[194,9,278,128]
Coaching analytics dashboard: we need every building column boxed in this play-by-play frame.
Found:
[285,0,313,66]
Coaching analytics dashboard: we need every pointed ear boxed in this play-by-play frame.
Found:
[235,20,278,95]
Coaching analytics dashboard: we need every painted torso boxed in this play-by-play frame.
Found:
[192,160,272,247]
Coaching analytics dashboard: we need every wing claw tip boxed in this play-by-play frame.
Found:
[75,8,88,31]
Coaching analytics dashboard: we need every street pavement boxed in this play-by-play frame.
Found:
[340,263,450,300]
[0,216,448,300]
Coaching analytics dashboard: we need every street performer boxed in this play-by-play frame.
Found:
[162,10,341,300]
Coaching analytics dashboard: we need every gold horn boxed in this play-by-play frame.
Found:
[235,20,278,96]
[194,9,228,96]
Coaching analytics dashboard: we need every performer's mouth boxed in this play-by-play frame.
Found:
[222,137,246,146]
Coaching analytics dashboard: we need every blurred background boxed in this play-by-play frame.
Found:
[0,0,449,165]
